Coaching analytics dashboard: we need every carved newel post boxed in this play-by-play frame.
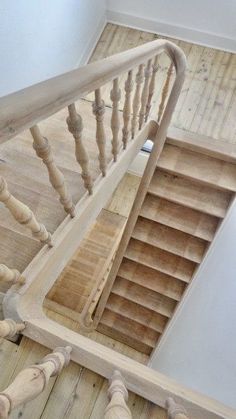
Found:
[0,346,72,418]
[105,370,132,419]
[166,397,189,419]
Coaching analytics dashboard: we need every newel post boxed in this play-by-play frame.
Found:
[0,346,71,418]
[105,370,132,419]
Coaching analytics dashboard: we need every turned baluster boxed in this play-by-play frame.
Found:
[0,264,25,285]
[105,370,132,419]
[0,176,52,246]
[166,397,189,419]
[67,104,93,195]
[30,125,75,217]
[131,64,144,138]
[122,70,134,149]
[92,89,107,176]
[0,346,71,418]
[0,319,25,339]
[158,63,174,123]
[145,56,159,121]
[139,59,152,129]
[110,78,121,161]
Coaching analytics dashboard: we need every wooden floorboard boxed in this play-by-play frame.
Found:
[90,23,236,145]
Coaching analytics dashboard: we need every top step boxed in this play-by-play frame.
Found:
[157,144,236,192]
[149,170,232,218]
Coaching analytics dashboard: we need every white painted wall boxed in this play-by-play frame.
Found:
[150,199,236,409]
[0,0,106,97]
[107,0,236,52]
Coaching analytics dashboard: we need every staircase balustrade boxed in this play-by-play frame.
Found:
[0,39,184,282]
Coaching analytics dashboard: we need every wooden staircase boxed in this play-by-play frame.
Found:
[98,140,236,355]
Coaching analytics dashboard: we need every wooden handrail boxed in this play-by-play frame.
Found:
[0,39,186,143]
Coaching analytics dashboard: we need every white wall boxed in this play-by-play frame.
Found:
[150,199,236,409]
[0,0,106,97]
[107,0,236,52]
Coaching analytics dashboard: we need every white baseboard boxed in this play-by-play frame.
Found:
[75,12,107,67]
[107,10,236,53]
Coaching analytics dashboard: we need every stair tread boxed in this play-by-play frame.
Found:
[132,216,207,263]
[112,276,176,318]
[149,169,232,218]
[119,258,186,301]
[0,225,42,293]
[106,293,167,333]
[125,238,196,283]
[158,144,236,192]
[99,308,160,354]
[140,195,218,242]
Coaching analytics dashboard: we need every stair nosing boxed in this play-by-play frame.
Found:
[118,266,183,302]
[100,308,158,349]
[157,145,236,193]
[132,217,207,264]
[148,183,227,219]
[139,203,216,242]
[112,277,175,318]
[124,249,192,284]
[107,294,166,334]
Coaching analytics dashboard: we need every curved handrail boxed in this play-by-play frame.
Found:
[0,39,186,143]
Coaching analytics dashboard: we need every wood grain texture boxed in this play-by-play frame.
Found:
[140,195,219,241]
[90,23,236,145]
[157,144,236,191]
[126,238,196,283]
[133,216,207,263]
[149,169,232,218]
[0,335,165,419]
[46,209,126,317]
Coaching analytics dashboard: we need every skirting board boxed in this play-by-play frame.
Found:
[107,10,236,53]
[75,12,107,67]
